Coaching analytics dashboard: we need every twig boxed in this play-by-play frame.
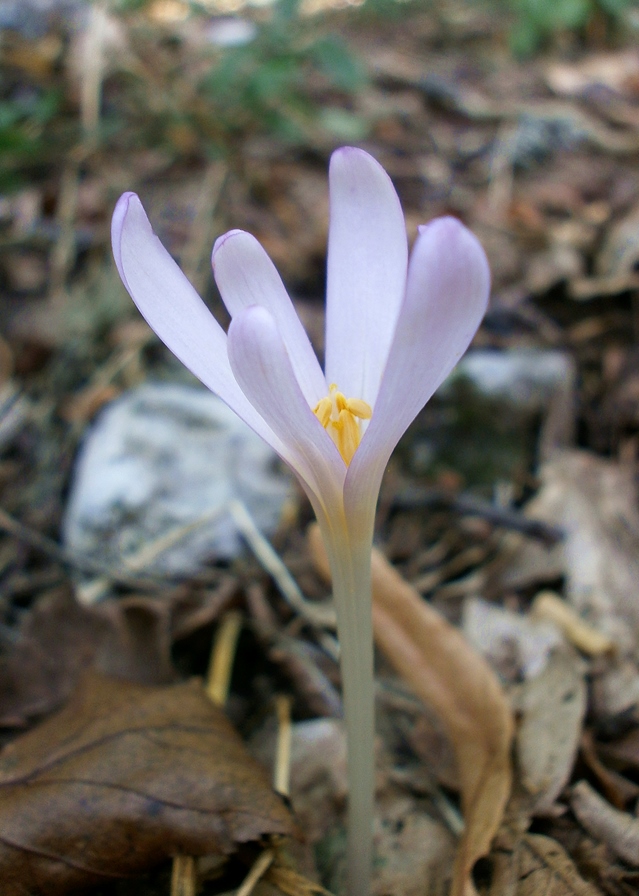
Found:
[206,611,243,706]
[49,161,80,300]
[245,583,342,716]
[269,636,342,718]
[170,856,196,896]
[412,544,488,593]
[392,487,564,546]
[171,610,245,896]
[123,506,228,573]
[235,849,275,896]
[0,506,167,592]
[80,1,109,144]
[229,500,336,629]
[273,695,293,798]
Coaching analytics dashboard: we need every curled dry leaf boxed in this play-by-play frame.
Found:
[0,672,291,896]
[308,524,513,896]
[372,792,457,896]
[515,648,586,815]
[571,780,639,867]
[0,585,235,728]
[490,831,602,896]
[578,729,639,810]
[505,451,639,650]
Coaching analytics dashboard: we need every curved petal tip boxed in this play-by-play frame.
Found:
[417,215,491,311]
[111,192,140,287]
[329,145,391,183]
[211,229,247,266]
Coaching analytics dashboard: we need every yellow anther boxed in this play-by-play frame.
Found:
[313,384,372,465]
[314,396,332,428]
[344,397,372,420]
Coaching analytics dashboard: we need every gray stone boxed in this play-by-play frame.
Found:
[408,349,576,486]
[63,383,294,578]
[453,349,574,411]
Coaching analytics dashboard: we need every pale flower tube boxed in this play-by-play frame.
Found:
[112,146,490,896]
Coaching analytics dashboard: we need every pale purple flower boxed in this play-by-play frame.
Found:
[112,147,489,532]
[112,146,490,896]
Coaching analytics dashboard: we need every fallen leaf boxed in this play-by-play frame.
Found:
[372,791,456,896]
[308,524,513,896]
[545,51,639,98]
[490,831,603,896]
[502,451,639,651]
[591,659,639,720]
[578,730,639,810]
[0,587,118,728]
[463,595,563,682]
[0,672,291,895]
[515,648,586,815]
[571,780,639,868]
[0,585,235,727]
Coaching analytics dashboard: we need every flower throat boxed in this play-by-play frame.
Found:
[313,384,372,465]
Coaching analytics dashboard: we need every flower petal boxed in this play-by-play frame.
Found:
[213,230,326,406]
[227,305,345,512]
[345,217,490,520]
[325,147,408,406]
[112,193,279,449]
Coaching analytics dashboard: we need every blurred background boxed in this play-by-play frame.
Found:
[2,0,639,506]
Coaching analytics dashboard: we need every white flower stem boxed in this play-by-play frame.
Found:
[322,518,375,896]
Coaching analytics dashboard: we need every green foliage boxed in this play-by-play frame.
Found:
[0,89,61,190]
[0,0,366,185]
[193,0,367,152]
[110,0,149,11]
[351,0,421,22]
[308,36,363,92]
[103,0,366,158]
[508,0,633,55]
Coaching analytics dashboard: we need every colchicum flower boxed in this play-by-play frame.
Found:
[112,147,490,896]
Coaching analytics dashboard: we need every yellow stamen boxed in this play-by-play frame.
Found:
[313,383,372,465]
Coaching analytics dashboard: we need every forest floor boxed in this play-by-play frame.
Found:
[2,2,639,895]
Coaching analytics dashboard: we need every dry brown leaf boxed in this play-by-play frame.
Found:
[571,780,639,867]
[372,791,456,896]
[515,648,586,815]
[0,585,234,727]
[545,51,639,97]
[578,730,639,810]
[503,452,639,650]
[490,832,603,896]
[0,672,291,895]
[308,524,513,896]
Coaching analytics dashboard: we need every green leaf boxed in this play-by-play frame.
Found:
[309,37,365,91]
[318,107,369,141]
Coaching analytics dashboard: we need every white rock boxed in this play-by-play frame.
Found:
[453,349,574,410]
[63,383,294,578]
